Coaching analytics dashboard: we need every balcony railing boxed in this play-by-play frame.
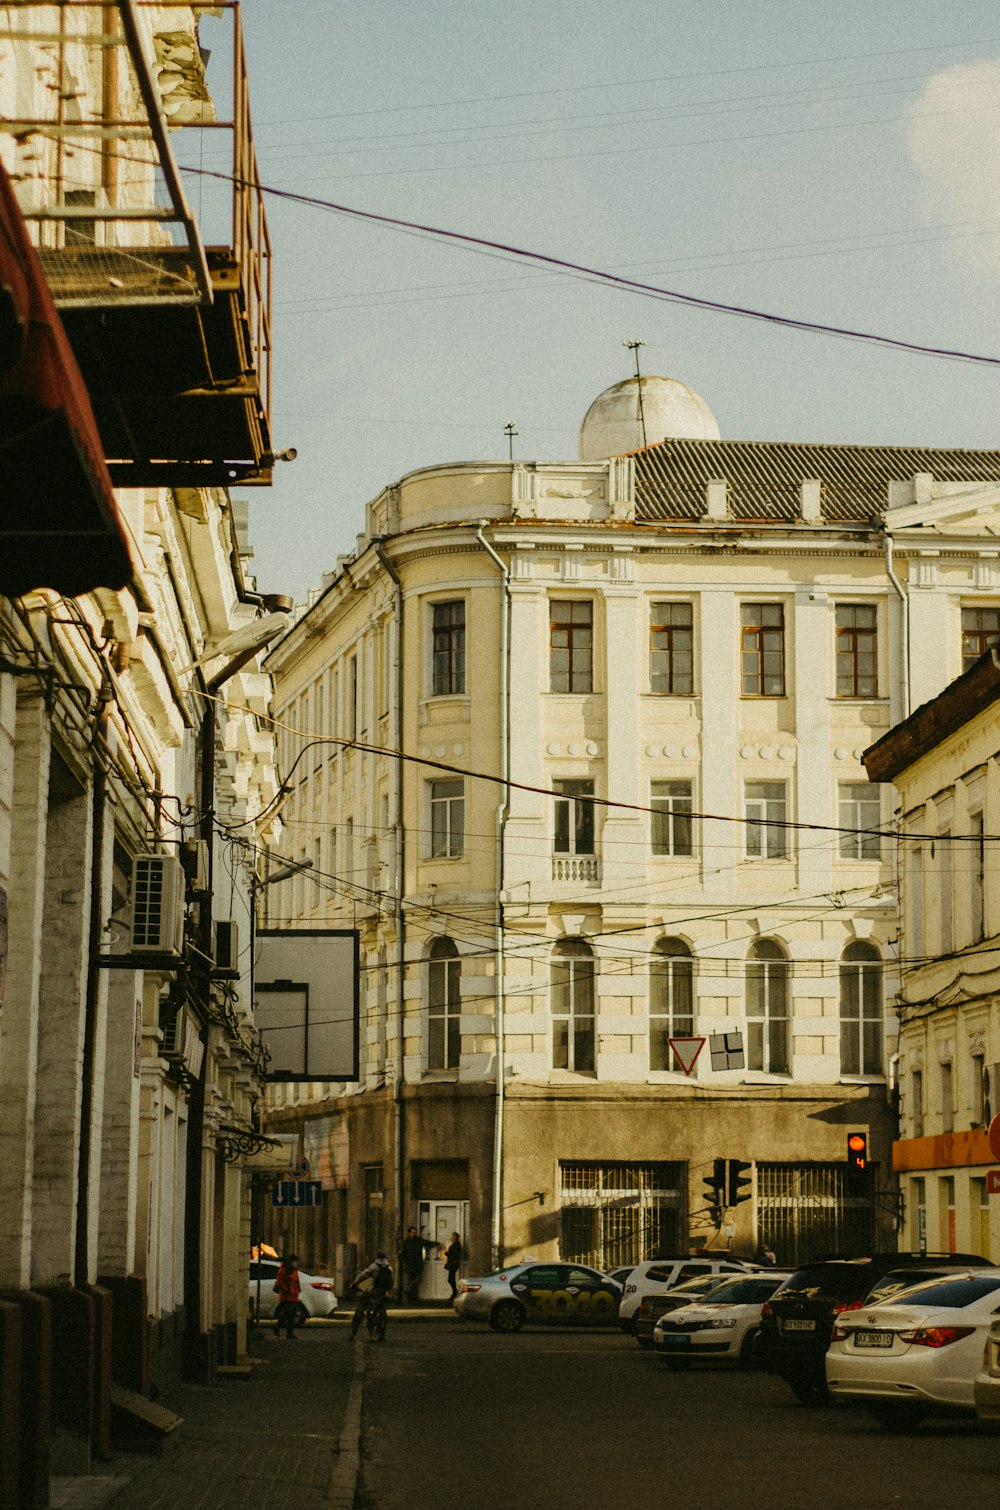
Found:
[552,855,601,884]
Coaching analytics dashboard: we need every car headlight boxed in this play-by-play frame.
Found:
[706,1319,737,1329]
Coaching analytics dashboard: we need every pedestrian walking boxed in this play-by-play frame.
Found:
[273,1253,302,1338]
[442,1230,464,1299]
[401,1225,438,1304]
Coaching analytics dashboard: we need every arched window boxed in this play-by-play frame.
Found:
[746,939,790,1074]
[840,941,883,1075]
[551,939,595,1073]
[650,938,694,1071]
[428,937,461,1070]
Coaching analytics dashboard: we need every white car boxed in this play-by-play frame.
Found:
[652,1273,790,1367]
[974,1316,1000,1423]
[825,1269,1000,1429]
[248,1258,338,1324]
[619,1256,753,1330]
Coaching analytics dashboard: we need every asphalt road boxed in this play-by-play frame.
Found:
[358,1322,998,1510]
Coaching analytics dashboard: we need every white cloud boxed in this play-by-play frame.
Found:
[903,59,1000,278]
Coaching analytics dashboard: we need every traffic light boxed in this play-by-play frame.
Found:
[702,1157,726,1224]
[846,1132,869,1195]
[727,1159,752,1207]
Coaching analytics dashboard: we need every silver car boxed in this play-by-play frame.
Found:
[248,1258,338,1324]
[455,1260,623,1334]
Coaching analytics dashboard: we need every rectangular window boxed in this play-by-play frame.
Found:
[430,780,464,858]
[550,600,593,693]
[940,1061,953,1133]
[551,947,596,1073]
[745,782,788,860]
[348,655,358,739]
[971,1053,986,1126]
[907,842,924,959]
[554,779,595,855]
[428,944,461,1070]
[431,601,465,696]
[835,604,878,697]
[911,1069,924,1139]
[741,603,785,697]
[650,602,694,695]
[939,831,953,955]
[746,949,790,1074]
[961,606,1000,672]
[970,812,985,942]
[650,780,694,857]
[650,945,694,1070]
[838,783,881,860]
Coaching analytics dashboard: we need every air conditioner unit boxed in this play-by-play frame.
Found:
[130,855,185,955]
[213,919,240,977]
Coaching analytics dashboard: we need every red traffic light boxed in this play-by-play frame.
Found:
[847,1133,868,1170]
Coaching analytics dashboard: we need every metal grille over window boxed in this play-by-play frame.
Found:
[835,604,878,697]
[551,940,596,1073]
[741,603,785,696]
[650,602,693,694]
[746,939,790,1074]
[839,942,883,1075]
[559,1162,685,1270]
[428,937,461,1071]
[550,600,593,693]
[432,601,465,696]
[757,1164,876,1267]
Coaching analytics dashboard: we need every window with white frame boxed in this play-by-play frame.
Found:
[746,939,790,1073]
[650,939,694,1070]
[838,783,882,860]
[745,782,788,860]
[429,780,464,858]
[651,780,694,857]
[428,937,461,1070]
[552,939,596,1073]
[839,941,883,1075]
[554,779,595,855]
[431,600,465,696]
[961,605,1000,672]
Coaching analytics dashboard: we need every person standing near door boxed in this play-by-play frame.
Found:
[274,1253,302,1339]
[442,1231,464,1299]
[401,1226,439,1304]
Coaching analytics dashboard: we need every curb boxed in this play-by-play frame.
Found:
[322,1334,366,1510]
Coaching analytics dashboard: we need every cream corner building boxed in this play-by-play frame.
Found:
[865,644,1000,1262]
[264,374,1000,1283]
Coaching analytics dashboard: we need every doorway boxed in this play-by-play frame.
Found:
[417,1199,469,1300]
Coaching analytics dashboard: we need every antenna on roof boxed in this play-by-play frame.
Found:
[624,338,648,449]
[503,420,518,462]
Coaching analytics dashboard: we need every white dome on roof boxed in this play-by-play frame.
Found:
[579,374,721,460]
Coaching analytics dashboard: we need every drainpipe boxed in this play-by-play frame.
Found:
[884,533,910,718]
[476,522,510,1271]
[374,541,405,1264]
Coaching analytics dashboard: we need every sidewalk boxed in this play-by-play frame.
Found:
[49,1309,460,1510]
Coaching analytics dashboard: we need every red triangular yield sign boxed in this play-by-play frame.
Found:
[668,1036,705,1076]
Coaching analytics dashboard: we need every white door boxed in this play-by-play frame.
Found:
[417,1200,469,1300]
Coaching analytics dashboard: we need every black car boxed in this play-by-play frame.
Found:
[757,1251,991,1404]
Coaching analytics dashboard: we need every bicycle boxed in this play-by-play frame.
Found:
[350,1288,389,1341]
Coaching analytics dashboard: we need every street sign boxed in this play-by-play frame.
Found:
[669,1036,705,1076]
[271,1179,324,1208]
[987,1170,1000,1196]
[709,1031,745,1071]
[989,1115,1000,1161]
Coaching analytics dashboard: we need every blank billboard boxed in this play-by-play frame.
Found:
[255,929,359,1081]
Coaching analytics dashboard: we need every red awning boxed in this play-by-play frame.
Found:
[0,159,133,597]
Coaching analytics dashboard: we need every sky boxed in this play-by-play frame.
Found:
[190,2,1000,603]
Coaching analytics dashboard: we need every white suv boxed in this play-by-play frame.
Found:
[619,1256,754,1330]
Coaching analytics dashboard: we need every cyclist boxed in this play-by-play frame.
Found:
[350,1251,394,1339]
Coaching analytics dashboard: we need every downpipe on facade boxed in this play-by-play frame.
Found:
[883,532,910,718]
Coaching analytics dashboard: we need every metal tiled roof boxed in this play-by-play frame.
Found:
[633,436,1000,524]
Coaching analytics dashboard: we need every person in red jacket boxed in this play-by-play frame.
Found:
[274,1254,302,1339]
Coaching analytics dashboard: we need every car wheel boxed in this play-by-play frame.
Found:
[294,1302,309,1328]
[489,1299,525,1334]
[666,1357,691,1371]
[738,1327,760,1368]
[788,1374,829,1406]
[867,1402,924,1432]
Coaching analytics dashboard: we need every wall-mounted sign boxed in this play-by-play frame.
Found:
[987,1169,1000,1196]
[271,1179,324,1208]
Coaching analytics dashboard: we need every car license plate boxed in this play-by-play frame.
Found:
[662,1334,690,1346]
[853,1330,893,1348]
[782,1319,815,1332]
